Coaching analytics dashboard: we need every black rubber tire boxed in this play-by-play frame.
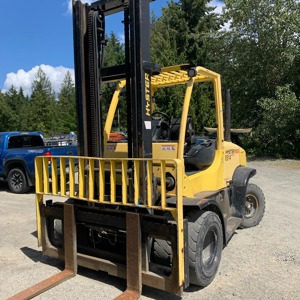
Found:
[239,183,265,228]
[187,210,223,287]
[152,239,172,266]
[7,168,30,194]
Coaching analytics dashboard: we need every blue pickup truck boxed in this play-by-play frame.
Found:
[0,132,78,193]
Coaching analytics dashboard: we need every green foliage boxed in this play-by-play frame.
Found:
[103,32,125,67]
[0,91,13,131]
[250,85,300,157]
[151,0,221,66]
[4,86,28,131]
[57,71,76,133]
[189,83,217,132]
[150,0,221,131]
[210,0,300,128]
[101,33,126,130]
[28,67,58,135]
[0,87,29,131]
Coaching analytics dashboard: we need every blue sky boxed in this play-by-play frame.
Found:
[0,0,223,96]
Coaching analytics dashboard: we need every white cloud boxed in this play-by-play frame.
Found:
[67,0,92,14]
[3,65,75,97]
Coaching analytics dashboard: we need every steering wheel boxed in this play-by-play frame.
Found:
[151,111,171,126]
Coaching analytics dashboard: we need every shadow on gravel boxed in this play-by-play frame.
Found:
[21,247,63,268]
[78,267,126,292]
[0,181,9,192]
[20,245,184,299]
[184,285,204,293]
[0,181,35,194]
[31,230,38,238]
[20,247,126,294]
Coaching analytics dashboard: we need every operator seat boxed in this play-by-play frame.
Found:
[170,117,196,150]
[152,119,170,141]
[184,139,216,171]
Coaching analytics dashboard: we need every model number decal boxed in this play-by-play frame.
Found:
[106,145,116,151]
[161,145,175,151]
[225,149,239,161]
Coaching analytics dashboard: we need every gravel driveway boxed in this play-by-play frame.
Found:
[0,159,299,300]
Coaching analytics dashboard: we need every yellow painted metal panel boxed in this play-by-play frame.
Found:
[69,158,76,197]
[34,156,184,213]
[182,150,225,197]
[35,157,43,194]
[51,158,58,195]
[213,76,224,150]
[110,161,116,203]
[35,194,43,247]
[104,80,126,144]
[160,161,166,209]
[78,158,85,199]
[42,158,49,194]
[60,158,67,196]
[35,157,43,247]
[174,159,184,285]
[134,161,140,205]
[89,159,94,200]
[122,160,128,204]
[99,160,105,202]
[151,65,217,88]
[177,78,194,160]
[146,161,153,207]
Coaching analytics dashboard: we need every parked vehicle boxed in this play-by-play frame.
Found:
[20,1,265,298]
[0,132,78,193]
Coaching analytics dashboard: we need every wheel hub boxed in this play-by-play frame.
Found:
[12,173,23,190]
[202,229,217,268]
[245,194,258,218]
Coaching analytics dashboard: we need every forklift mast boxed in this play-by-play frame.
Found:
[73,0,157,161]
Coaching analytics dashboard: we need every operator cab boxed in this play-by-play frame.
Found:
[103,65,221,173]
[151,112,216,171]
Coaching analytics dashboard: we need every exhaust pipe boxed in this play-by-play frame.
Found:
[224,88,231,142]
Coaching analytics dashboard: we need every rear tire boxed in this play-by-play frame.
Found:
[187,210,223,287]
[239,183,265,228]
[7,168,30,194]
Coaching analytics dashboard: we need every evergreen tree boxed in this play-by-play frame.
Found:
[103,32,125,67]
[58,71,76,134]
[29,67,58,135]
[150,0,221,132]
[151,0,222,66]
[101,33,126,129]
[4,86,28,131]
[0,91,13,131]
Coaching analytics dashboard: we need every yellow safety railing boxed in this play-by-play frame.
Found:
[35,155,185,286]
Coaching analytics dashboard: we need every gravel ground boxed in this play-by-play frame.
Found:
[0,158,300,300]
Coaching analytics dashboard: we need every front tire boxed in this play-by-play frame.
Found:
[7,168,30,194]
[187,210,223,287]
[239,183,265,228]
[152,239,172,266]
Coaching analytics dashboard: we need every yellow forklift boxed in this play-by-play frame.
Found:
[10,1,265,299]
